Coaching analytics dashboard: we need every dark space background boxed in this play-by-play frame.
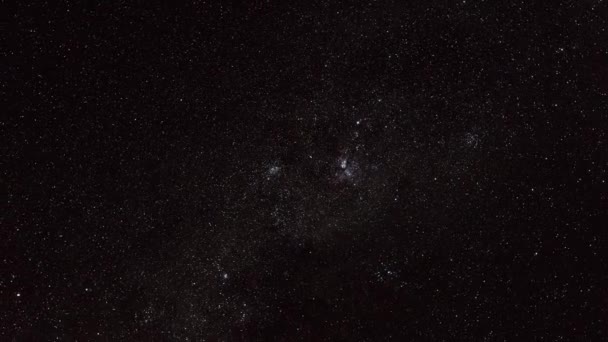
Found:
[3,0,608,341]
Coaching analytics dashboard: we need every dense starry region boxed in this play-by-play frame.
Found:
[3,1,608,341]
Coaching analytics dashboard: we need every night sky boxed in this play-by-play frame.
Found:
[4,1,608,341]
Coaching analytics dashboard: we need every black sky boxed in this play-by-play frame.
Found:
[4,1,608,341]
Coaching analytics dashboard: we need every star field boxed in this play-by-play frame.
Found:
[4,1,608,341]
